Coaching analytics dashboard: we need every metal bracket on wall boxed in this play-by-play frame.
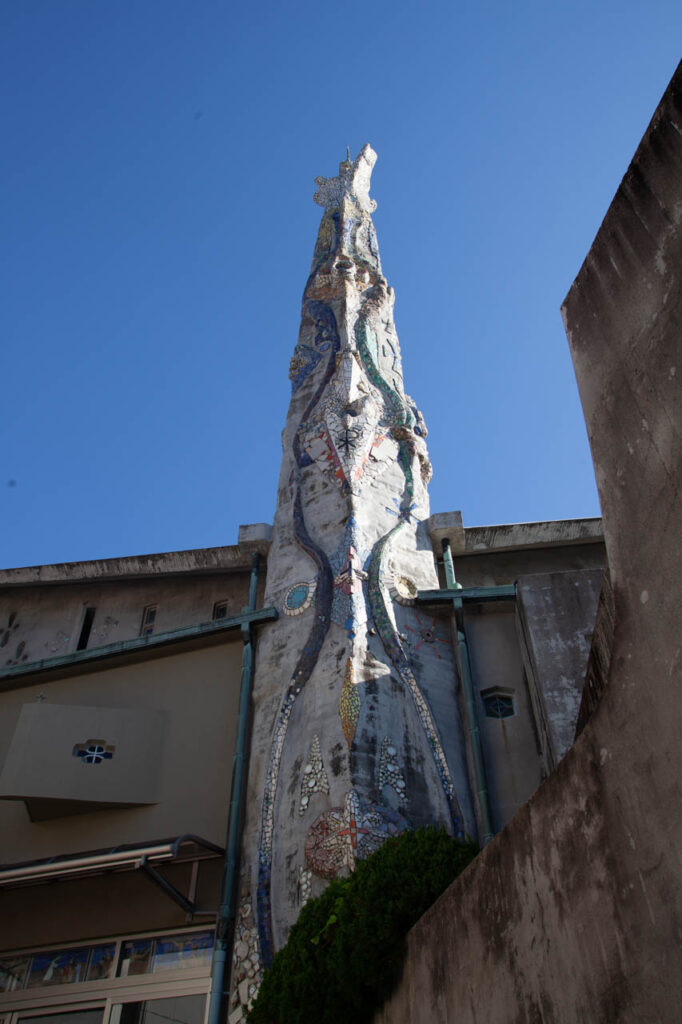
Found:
[417,584,517,605]
[139,856,206,916]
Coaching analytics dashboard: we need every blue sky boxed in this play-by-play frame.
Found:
[2,1,680,568]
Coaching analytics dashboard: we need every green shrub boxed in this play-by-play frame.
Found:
[246,827,478,1024]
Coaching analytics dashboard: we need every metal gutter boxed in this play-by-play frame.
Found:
[207,552,262,1024]
[0,606,278,685]
[0,834,223,887]
[440,540,496,846]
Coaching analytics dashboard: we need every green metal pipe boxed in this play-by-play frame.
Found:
[456,629,494,845]
[442,540,495,846]
[441,537,460,592]
[207,552,261,1024]
[0,605,278,686]
[418,584,516,604]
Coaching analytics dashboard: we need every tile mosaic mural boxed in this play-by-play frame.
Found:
[241,146,471,990]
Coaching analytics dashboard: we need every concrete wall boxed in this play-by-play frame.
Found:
[517,569,603,767]
[0,643,242,863]
[377,60,682,1024]
[0,641,242,950]
[463,606,543,831]
[449,541,605,588]
[0,572,256,666]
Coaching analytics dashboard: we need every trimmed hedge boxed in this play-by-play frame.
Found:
[247,828,478,1024]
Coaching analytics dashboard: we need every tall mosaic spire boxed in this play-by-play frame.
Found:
[234,146,474,989]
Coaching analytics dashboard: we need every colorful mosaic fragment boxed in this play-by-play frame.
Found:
[298,866,313,906]
[339,657,361,748]
[283,580,316,616]
[289,343,322,393]
[299,734,329,815]
[365,438,465,838]
[302,422,349,494]
[230,892,263,1020]
[304,789,407,878]
[328,517,370,638]
[379,737,407,802]
[390,574,418,605]
[404,612,451,659]
[257,301,340,967]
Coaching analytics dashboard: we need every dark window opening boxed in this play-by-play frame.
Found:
[77,608,96,651]
[140,605,157,637]
[213,600,229,621]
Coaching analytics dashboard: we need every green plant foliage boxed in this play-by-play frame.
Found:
[246,827,478,1024]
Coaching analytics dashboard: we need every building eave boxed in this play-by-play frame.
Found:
[0,524,273,590]
[428,511,604,555]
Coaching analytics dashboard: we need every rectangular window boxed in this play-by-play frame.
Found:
[118,932,213,979]
[17,1010,105,1024]
[112,995,205,1024]
[0,930,213,996]
[212,601,228,621]
[139,606,156,637]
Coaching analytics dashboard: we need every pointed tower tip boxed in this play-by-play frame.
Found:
[313,145,378,215]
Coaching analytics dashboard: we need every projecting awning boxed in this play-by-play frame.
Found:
[0,834,224,913]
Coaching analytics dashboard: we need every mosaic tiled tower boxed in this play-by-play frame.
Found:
[233,146,474,989]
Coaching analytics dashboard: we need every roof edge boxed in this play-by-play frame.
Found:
[0,525,273,589]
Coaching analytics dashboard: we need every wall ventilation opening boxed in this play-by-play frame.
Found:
[73,739,115,764]
[481,688,516,719]
[77,607,96,651]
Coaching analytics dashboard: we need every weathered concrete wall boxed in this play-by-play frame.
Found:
[576,570,615,736]
[463,606,543,830]
[0,642,242,864]
[377,61,682,1024]
[0,571,257,665]
[517,569,603,766]
[449,541,605,588]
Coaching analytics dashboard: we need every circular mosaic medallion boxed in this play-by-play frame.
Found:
[283,581,316,616]
[305,790,408,878]
[390,574,418,605]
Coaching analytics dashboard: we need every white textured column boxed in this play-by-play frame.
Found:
[231,147,474,1003]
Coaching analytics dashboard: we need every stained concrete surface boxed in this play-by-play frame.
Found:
[517,569,603,766]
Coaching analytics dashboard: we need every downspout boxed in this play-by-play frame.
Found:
[442,539,495,845]
[207,551,261,1024]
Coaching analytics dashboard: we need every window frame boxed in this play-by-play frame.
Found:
[211,601,228,622]
[0,927,214,1021]
[138,607,157,638]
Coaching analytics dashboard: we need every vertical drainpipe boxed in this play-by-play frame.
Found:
[442,539,495,845]
[207,552,260,1024]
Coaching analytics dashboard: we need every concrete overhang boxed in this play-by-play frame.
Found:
[0,835,224,915]
[0,835,222,888]
[428,512,603,556]
[0,524,273,590]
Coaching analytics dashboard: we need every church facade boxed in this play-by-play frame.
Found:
[0,143,614,1024]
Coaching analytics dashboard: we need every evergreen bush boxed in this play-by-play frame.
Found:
[246,827,478,1024]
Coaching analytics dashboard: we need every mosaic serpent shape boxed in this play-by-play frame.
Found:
[356,312,465,838]
[257,300,340,967]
